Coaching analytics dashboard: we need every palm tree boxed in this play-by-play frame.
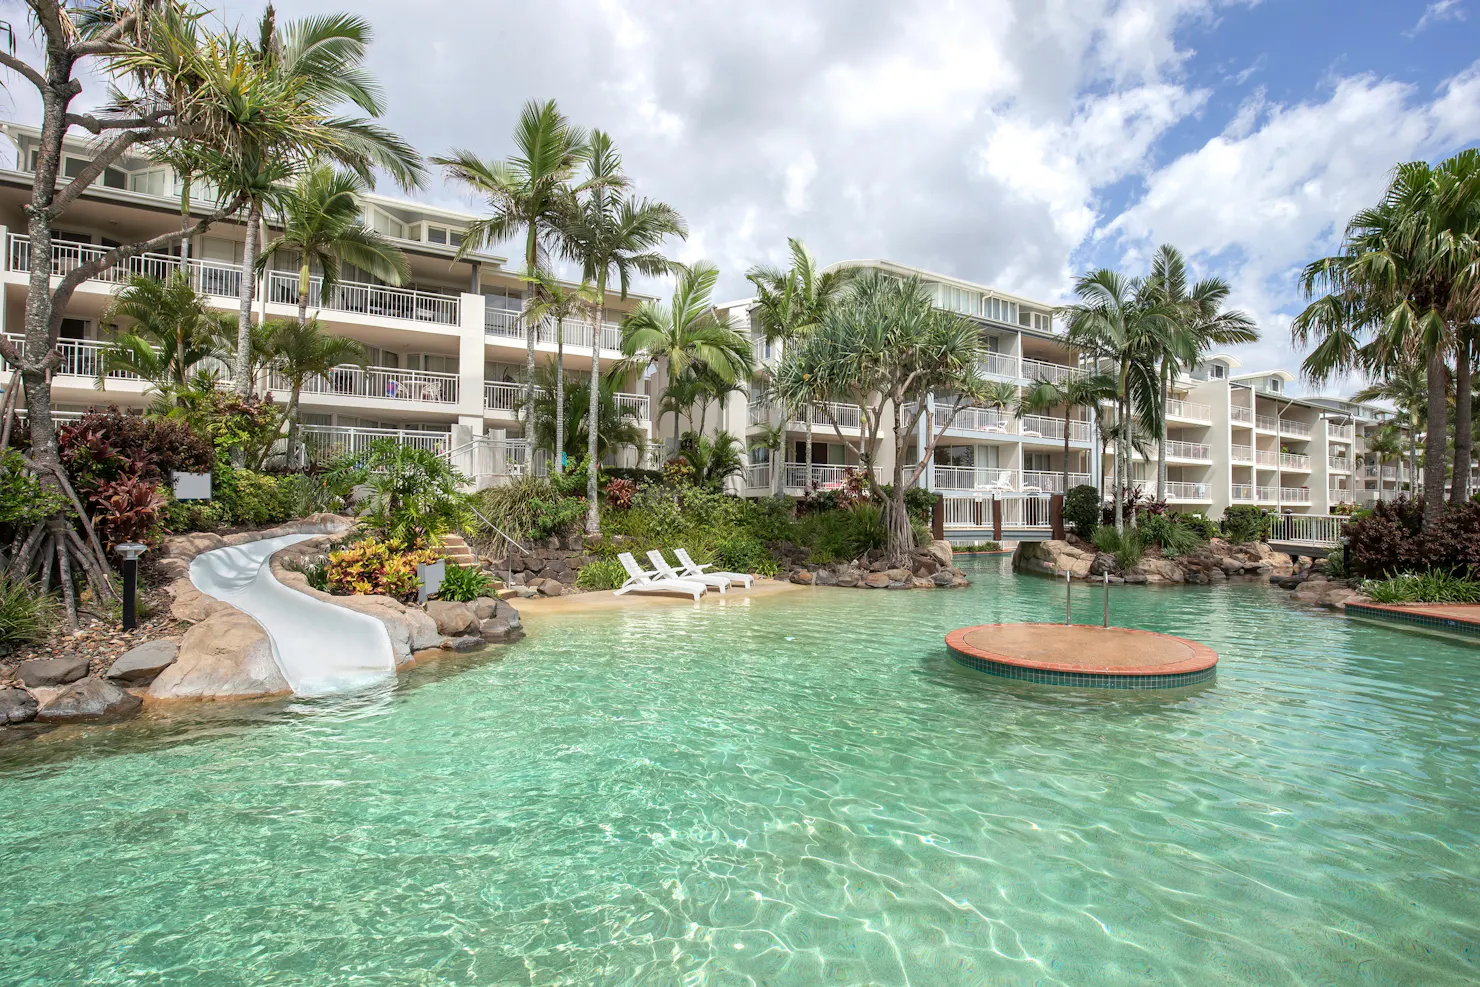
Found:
[1143,245,1258,498]
[1353,360,1427,495]
[1061,271,1171,531]
[98,273,235,411]
[618,263,754,449]
[522,271,598,470]
[1016,373,1117,493]
[528,363,645,462]
[260,317,367,464]
[676,429,745,490]
[772,271,989,564]
[1295,151,1480,528]
[747,240,859,491]
[258,163,411,325]
[226,9,425,397]
[1365,425,1403,501]
[562,130,686,532]
[435,99,586,434]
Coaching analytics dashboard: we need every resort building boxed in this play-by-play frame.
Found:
[0,121,663,484]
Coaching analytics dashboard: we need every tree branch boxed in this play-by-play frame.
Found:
[47,125,176,216]
[65,109,172,134]
[0,50,47,92]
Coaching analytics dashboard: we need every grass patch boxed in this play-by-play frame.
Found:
[1361,570,1480,604]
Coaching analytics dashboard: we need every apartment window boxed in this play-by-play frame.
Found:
[59,318,87,340]
[1267,377,1282,393]
[1026,452,1052,472]
[413,354,459,375]
[936,283,978,315]
[129,168,169,197]
[983,296,1019,325]
[1210,364,1226,379]
[366,206,405,239]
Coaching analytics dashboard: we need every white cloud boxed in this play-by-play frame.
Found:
[1408,0,1464,37]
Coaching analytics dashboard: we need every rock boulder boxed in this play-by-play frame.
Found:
[926,540,954,568]
[790,570,815,585]
[17,655,90,688]
[864,572,891,588]
[150,610,290,700]
[0,687,37,724]
[106,639,179,686]
[426,601,480,636]
[37,677,142,721]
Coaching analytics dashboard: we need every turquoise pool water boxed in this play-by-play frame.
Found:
[3,556,1478,985]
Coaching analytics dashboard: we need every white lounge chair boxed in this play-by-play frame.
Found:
[613,552,707,600]
[673,548,755,589]
[647,550,728,593]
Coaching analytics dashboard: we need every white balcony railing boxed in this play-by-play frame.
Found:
[1255,414,1278,432]
[1267,513,1347,546]
[267,271,458,326]
[269,364,459,404]
[979,352,1019,380]
[1327,457,1351,472]
[782,463,881,490]
[1021,470,1092,493]
[940,493,1055,530]
[484,305,623,352]
[1230,405,1254,424]
[1,332,147,380]
[1231,444,1254,464]
[614,392,650,421]
[1231,483,1255,502]
[7,233,245,298]
[300,424,450,461]
[745,463,772,489]
[788,401,862,430]
[1019,415,1093,443]
[747,402,772,427]
[1279,418,1312,438]
[1328,423,1354,442]
[1279,452,1311,470]
[485,380,529,413]
[1256,485,1278,502]
[928,403,1014,435]
[1020,358,1083,385]
[1163,439,1211,460]
[934,466,1015,491]
[1255,449,1279,468]
[1165,398,1212,422]
[1164,481,1211,501]
[1279,486,1311,504]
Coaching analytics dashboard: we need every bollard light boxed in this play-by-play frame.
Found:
[115,542,147,631]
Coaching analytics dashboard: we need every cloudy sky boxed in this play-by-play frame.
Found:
[14,0,1480,395]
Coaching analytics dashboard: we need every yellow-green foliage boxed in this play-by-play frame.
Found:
[324,538,443,599]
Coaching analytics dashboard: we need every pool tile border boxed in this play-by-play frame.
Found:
[1344,602,1480,642]
[945,623,1219,690]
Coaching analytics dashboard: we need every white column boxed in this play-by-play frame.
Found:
[457,292,486,424]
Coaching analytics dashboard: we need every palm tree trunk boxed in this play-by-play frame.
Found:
[287,385,302,467]
[234,197,263,397]
[585,295,603,535]
[1157,366,1168,501]
[297,261,311,325]
[1421,347,1449,531]
[886,401,912,564]
[1450,332,1472,503]
[1113,399,1125,533]
[805,409,814,492]
[554,317,565,471]
[1409,413,1419,497]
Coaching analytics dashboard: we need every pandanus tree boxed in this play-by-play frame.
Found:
[1142,245,1258,499]
[1061,270,1170,531]
[618,263,753,450]
[746,239,858,492]
[562,130,685,532]
[1295,151,1480,530]
[259,317,367,464]
[96,272,236,413]
[521,271,598,469]
[772,272,989,565]
[436,99,586,432]
[258,163,410,325]
[225,8,424,398]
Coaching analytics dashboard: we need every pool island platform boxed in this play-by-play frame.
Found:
[945,623,1218,689]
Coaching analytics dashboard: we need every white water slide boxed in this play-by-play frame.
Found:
[189,534,396,695]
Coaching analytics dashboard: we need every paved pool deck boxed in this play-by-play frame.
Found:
[945,623,1218,689]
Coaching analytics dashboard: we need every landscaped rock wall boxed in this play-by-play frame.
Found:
[502,534,598,597]
[1013,537,1295,586]
[782,540,970,590]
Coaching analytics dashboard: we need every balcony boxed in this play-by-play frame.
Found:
[1231,444,1253,464]
[1279,452,1311,471]
[300,424,450,461]
[1328,423,1354,442]
[782,463,882,490]
[1021,470,1093,493]
[1231,483,1255,502]
[747,402,772,427]
[1,332,146,381]
[978,352,1018,381]
[1163,439,1211,461]
[1164,481,1211,501]
[1278,418,1312,438]
[745,463,771,489]
[266,271,459,326]
[268,364,459,405]
[1328,457,1351,472]
[751,337,776,365]
[1019,415,1093,443]
[1255,414,1278,432]
[1255,449,1279,468]
[1230,405,1254,425]
[1256,485,1278,503]
[931,403,1014,435]
[1020,358,1083,385]
[7,233,245,298]
[487,380,648,421]
[788,401,863,431]
[484,305,623,352]
[935,466,1016,491]
[1165,398,1212,423]
[1279,486,1311,504]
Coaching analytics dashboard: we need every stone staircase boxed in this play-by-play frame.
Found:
[439,533,479,568]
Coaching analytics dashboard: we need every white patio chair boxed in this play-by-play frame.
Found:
[613,552,707,600]
[647,550,728,593]
[673,548,755,589]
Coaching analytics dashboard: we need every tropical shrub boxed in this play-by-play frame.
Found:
[1091,526,1146,569]
[338,440,470,546]
[954,541,1004,552]
[1345,498,1480,578]
[605,477,636,509]
[1100,487,1166,525]
[91,475,167,546]
[437,562,493,602]
[1140,513,1198,557]
[1064,484,1100,537]
[162,465,304,533]
[527,496,588,541]
[324,538,442,599]
[575,558,628,590]
[281,554,329,592]
[184,391,286,470]
[1221,505,1268,544]
[712,533,779,577]
[1361,570,1480,604]
[794,504,887,563]
[0,449,66,527]
[1174,512,1219,541]
[0,576,57,645]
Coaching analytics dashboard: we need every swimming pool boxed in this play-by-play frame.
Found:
[2,555,1476,985]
